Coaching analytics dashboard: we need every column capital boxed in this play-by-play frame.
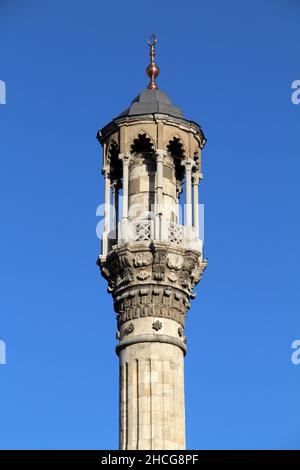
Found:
[119,152,131,164]
[192,173,202,185]
[156,149,167,162]
[102,165,111,178]
[181,157,196,171]
[112,178,121,190]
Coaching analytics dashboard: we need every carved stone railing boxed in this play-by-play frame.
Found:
[168,221,183,245]
[130,219,152,241]
[106,218,202,256]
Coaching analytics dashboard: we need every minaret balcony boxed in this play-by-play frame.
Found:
[106,218,203,256]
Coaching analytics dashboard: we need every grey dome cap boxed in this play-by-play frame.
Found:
[118,88,183,119]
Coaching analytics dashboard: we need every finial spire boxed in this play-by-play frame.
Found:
[146,34,160,90]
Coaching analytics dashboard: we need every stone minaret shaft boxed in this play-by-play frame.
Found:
[97,37,207,450]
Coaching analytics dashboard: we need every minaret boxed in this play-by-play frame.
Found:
[97,36,207,450]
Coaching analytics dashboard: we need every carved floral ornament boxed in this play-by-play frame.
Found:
[167,272,177,283]
[167,254,183,270]
[136,270,151,280]
[123,323,134,336]
[133,252,153,267]
[152,320,162,331]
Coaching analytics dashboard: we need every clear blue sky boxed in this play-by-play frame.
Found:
[0,0,300,450]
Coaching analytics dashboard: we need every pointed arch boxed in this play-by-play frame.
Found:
[166,135,186,182]
[107,139,122,181]
[107,139,119,161]
[193,145,201,171]
[166,134,186,158]
[130,131,155,155]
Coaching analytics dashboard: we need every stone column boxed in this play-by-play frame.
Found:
[119,153,130,242]
[155,150,165,240]
[102,166,111,256]
[112,179,119,237]
[192,174,200,238]
[176,180,182,224]
[182,158,196,249]
[119,338,185,450]
[184,158,194,227]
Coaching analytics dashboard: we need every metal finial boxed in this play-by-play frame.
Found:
[146,34,159,90]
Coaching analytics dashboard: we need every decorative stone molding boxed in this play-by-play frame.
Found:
[98,116,206,165]
[190,259,207,288]
[114,285,188,326]
[152,249,167,281]
[115,334,187,356]
[98,242,207,328]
